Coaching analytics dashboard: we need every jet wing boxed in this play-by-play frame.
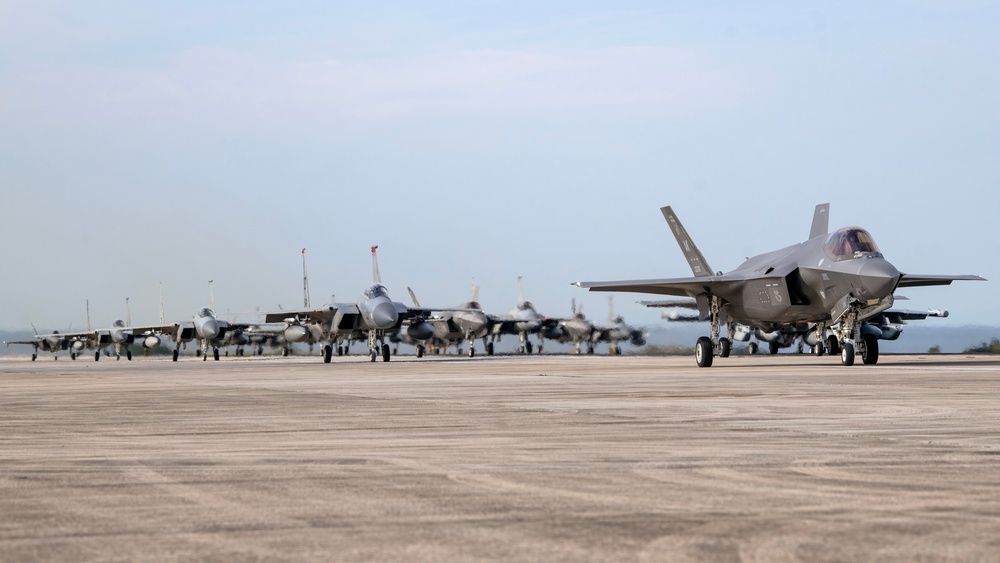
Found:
[403,306,480,319]
[637,299,699,308]
[264,306,339,324]
[129,324,180,337]
[574,275,747,299]
[897,274,986,288]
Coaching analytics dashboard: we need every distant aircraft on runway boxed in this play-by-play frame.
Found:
[576,203,985,367]
[265,246,472,363]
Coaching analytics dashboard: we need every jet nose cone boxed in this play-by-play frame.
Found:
[202,319,220,339]
[860,259,901,298]
[372,302,398,329]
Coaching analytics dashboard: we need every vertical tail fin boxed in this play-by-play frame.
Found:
[517,275,525,304]
[371,246,381,283]
[125,297,131,327]
[208,280,215,311]
[302,248,311,308]
[407,287,422,308]
[159,282,165,324]
[809,203,830,240]
[608,296,615,322]
[470,278,480,303]
[660,206,714,277]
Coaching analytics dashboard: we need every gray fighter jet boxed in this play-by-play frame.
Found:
[264,246,466,363]
[575,203,985,367]
[494,276,563,354]
[556,299,599,354]
[4,328,73,361]
[595,297,647,355]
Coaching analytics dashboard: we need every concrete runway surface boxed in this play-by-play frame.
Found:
[1,354,999,561]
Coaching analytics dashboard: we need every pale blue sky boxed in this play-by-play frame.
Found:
[1,1,997,330]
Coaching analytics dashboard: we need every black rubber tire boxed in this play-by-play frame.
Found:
[323,345,333,364]
[695,337,714,368]
[861,334,879,365]
[487,342,494,356]
[748,342,758,355]
[382,344,391,362]
[769,341,780,355]
[841,342,855,366]
[32,354,37,361]
[827,335,840,355]
[172,349,179,362]
[526,341,533,354]
[814,342,824,356]
[127,350,132,360]
[213,348,220,361]
[719,338,732,358]
[416,345,424,358]
[95,352,100,362]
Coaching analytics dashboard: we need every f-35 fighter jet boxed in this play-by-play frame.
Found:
[575,203,985,367]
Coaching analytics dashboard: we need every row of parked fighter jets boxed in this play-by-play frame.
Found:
[7,201,985,367]
[4,248,647,363]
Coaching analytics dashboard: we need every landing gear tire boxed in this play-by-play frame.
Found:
[841,342,855,366]
[719,338,732,358]
[748,342,758,355]
[71,352,77,360]
[827,335,840,355]
[416,345,425,358]
[526,341,533,354]
[172,349,179,362]
[382,344,390,362]
[469,346,475,358]
[31,354,37,361]
[695,337,714,368]
[95,351,100,362]
[487,342,494,356]
[814,343,825,357]
[769,342,780,355]
[323,345,333,364]
[370,349,377,362]
[213,348,220,361]
[126,350,132,361]
[587,345,594,355]
[861,334,879,365]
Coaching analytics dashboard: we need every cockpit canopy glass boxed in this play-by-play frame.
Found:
[825,227,880,259]
[198,307,215,318]
[364,284,388,299]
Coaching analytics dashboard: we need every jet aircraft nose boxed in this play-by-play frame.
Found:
[201,319,220,339]
[372,302,399,329]
[859,259,901,298]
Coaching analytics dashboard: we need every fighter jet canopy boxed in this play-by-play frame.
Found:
[197,307,215,318]
[825,227,880,259]
[364,283,389,299]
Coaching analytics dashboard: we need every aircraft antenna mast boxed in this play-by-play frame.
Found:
[209,280,215,311]
[371,246,381,283]
[302,248,311,308]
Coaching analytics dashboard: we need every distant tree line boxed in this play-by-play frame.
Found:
[963,338,1000,354]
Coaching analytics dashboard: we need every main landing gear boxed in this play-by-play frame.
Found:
[835,308,879,366]
[693,296,729,368]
